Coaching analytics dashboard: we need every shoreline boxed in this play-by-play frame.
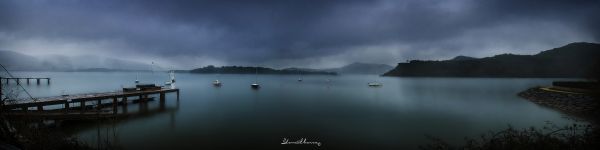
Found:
[518,87,599,123]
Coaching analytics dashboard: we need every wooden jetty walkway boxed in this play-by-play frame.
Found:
[0,77,51,85]
[2,87,180,120]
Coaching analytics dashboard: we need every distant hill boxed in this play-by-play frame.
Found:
[323,62,394,74]
[190,65,337,75]
[0,50,152,71]
[71,68,151,72]
[383,42,600,78]
[450,56,477,61]
[0,50,45,70]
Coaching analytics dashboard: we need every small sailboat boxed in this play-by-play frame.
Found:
[213,80,222,86]
[251,83,260,89]
[297,70,303,82]
[368,82,382,87]
[251,67,260,89]
[165,70,176,88]
[135,72,140,84]
[213,69,222,87]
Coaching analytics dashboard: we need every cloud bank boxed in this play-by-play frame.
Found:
[1,0,598,69]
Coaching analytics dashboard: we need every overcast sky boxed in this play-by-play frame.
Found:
[1,0,598,69]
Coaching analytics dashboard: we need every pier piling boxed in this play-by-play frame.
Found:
[1,77,50,85]
[113,97,118,114]
[64,102,70,113]
[2,88,179,120]
[122,97,128,113]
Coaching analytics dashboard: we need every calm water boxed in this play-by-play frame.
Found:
[7,72,580,149]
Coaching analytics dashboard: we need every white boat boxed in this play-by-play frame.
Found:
[297,70,303,82]
[135,72,140,84]
[165,70,176,88]
[213,80,222,86]
[368,82,382,87]
[251,67,260,89]
[251,83,260,89]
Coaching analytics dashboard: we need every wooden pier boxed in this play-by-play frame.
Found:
[2,87,179,120]
[0,77,51,85]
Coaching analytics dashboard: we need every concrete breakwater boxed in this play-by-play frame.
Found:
[518,87,599,121]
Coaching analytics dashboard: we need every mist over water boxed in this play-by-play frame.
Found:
[9,72,580,149]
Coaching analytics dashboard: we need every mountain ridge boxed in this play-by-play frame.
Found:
[189,65,337,75]
[323,62,393,74]
[383,42,600,78]
[0,50,154,71]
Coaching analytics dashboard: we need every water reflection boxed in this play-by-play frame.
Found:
[10,72,579,149]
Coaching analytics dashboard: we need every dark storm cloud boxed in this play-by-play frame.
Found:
[0,0,598,69]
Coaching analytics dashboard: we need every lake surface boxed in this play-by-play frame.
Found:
[7,72,581,149]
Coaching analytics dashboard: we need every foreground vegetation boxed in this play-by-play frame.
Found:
[421,123,600,150]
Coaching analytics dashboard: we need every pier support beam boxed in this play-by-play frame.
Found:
[37,79,40,85]
[27,79,30,84]
[47,78,50,84]
[97,99,102,109]
[80,101,86,112]
[139,95,148,113]
[159,92,166,110]
[64,101,70,113]
[122,97,128,113]
[113,97,118,114]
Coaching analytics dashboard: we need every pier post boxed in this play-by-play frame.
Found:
[80,101,86,112]
[112,97,118,114]
[16,79,19,85]
[27,79,30,84]
[139,95,148,113]
[47,78,50,84]
[159,92,166,110]
[97,99,102,109]
[37,105,43,111]
[64,101,70,113]
[122,97,128,113]
[37,79,40,85]
[176,90,180,101]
